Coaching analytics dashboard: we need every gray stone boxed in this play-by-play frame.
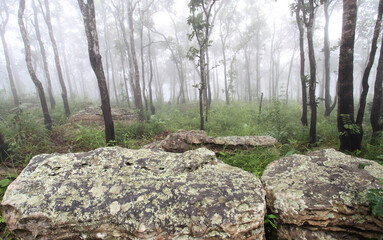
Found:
[2,147,266,239]
[69,107,137,125]
[142,129,278,153]
[261,148,383,240]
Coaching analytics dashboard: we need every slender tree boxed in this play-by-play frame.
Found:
[337,0,359,151]
[301,0,318,144]
[323,0,337,116]
[294,1,308,126]
[38,0,70,117]
[370,25,383,140]
[187,0,218,130]
[77,0,115,143]
[356,0,383,135]
[0,0,19,107]
[18,0,52,130]
[32,0,55,110]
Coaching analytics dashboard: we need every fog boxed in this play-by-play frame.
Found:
[0,0,380,104]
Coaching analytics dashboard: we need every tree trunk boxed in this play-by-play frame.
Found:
[32,0,55,110]
[18,0,52,130]
[148,31,156,115]
[324,0,337,117]
[305,0,318,145]
[77,0,115,144]
[127,2,144,121]
[199,48,206,130]
[39,0,70,117]
[139,21,149,114]
[0,22,19,107]
[337,0,360,151]
[357,0,383,126]
[295,1,308,126]
[0,132,7,161]
[370,26,383,139]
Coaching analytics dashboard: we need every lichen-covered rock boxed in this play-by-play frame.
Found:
[2,147,266,240]
[69,107,137,125]
[142,129,277,153]
[261,149,383,240]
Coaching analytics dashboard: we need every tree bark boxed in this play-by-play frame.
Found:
[303,0,318,145]
[148,31,156,115]
[370,26,383,139]
[77,0,115,144]
[38,0,70,117]
[0,2,19,107]
[295,1,308,126]
[357,0,383,126]
[32,0,55,110]
[127,1,144,121]
[324,0,337,117]
[337,0,360,151]
[18,0,52,130]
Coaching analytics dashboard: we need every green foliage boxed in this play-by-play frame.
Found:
[264,214,277,229]
[339,114,360,136]
[367,179,383,217]
[66,124,106,152]
[218,148,279,178]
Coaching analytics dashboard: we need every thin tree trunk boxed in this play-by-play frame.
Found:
[296,1,308,126]
[337,0,360,151]
[38,0,70,116]
[370,26,383,139]
[18,0,52,130]
[127,2,144,121]
[304,0,318,145]
[78,0,115,143]
[324,0,337,116]
[139,21,149,114]
[148,31,155,115]
[357,0,383,125]
[0,2,19,107]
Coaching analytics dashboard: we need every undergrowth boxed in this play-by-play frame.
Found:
[0,99,382,239]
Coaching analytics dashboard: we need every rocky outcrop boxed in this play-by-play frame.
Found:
[261,149,383,240]
[69,107,137,125]
[142,129,277,153]
[2,147,266,240]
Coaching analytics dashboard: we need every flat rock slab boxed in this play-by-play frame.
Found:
[2,147,265,239]
[69,107,137,125]
[261,149,383,240]
[142,129,277,153]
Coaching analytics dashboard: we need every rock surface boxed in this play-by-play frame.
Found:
[2,147,266,239]
[261,148,383,240]
[142,129,277,153]
[69,107,137,125]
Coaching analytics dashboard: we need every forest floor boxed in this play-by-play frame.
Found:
[0,100,382,239]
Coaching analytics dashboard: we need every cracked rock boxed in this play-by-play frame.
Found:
[2,147,265,239]
[261,148,383,240]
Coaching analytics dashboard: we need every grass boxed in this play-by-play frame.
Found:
[0,99,382,239]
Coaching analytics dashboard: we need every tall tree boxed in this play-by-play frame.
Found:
[18,0,52,130]
[187,0,218,130]
[356,0,383,136]
[32,0,55,110]
[294,1,308,126]
[370,24,383,140]
[337,0,359,151]
[77,0,115,144]
[0,0,19,107]
[127,0,145,121]
[323,0,337,116]
[301,0,318,144]
[38,0,70,117]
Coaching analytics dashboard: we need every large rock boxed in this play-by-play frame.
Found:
[2,147,266,239]
[261,149,383,240]
[142,129,277,153]
[69,107,137,125]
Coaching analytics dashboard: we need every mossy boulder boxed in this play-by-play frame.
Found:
[2,147,266,239]
[262,149,383,240]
